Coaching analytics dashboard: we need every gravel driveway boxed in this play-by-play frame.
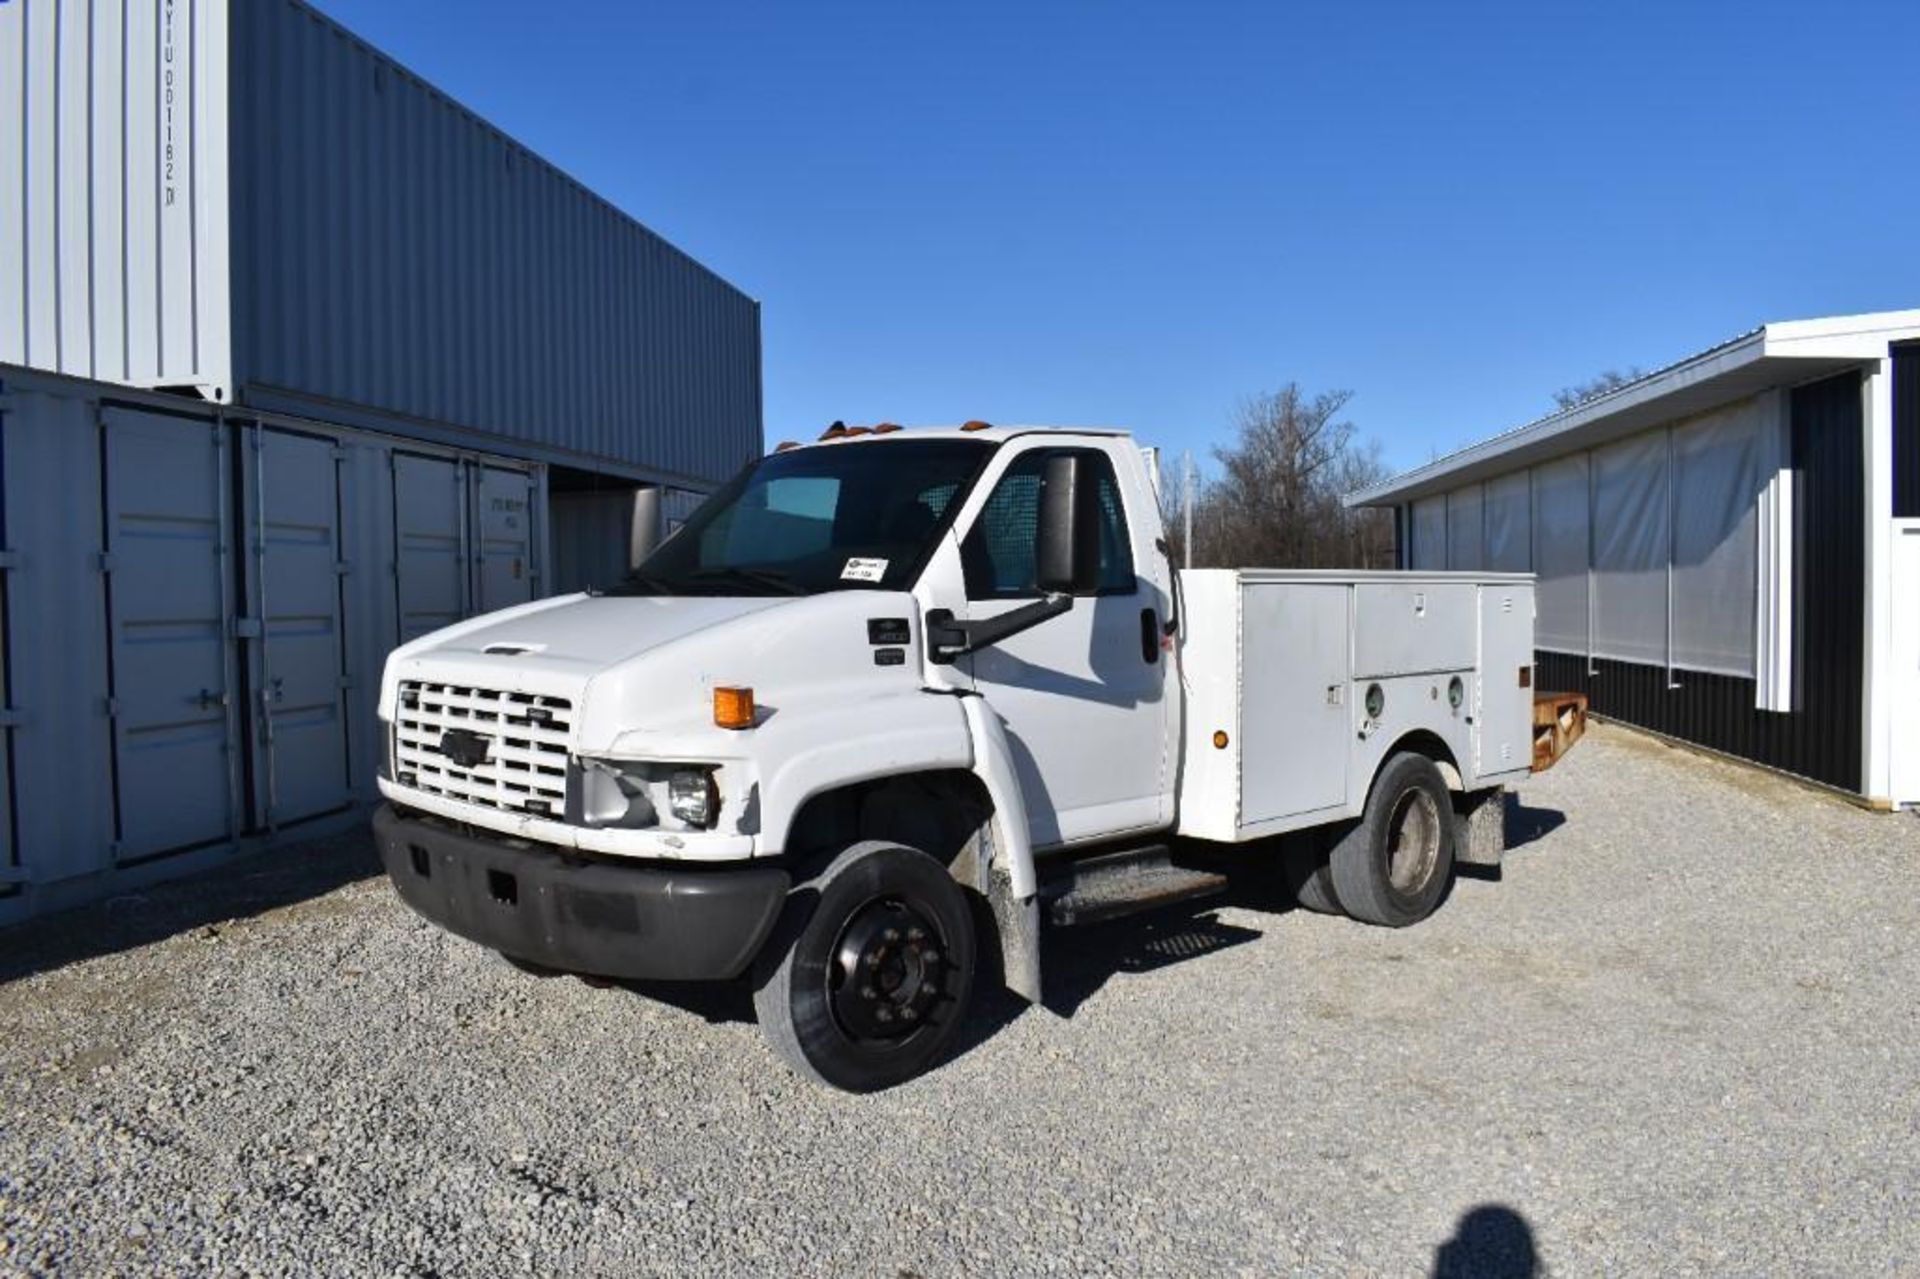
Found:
[2,722,1917,1276]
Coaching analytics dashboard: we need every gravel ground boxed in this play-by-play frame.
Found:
[2,721,1917,1277]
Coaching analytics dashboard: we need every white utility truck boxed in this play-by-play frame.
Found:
[375,425,1577,1090]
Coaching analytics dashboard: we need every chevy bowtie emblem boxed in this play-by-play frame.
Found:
[438,728,491,769]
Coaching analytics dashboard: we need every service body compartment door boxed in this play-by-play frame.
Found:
[1475,582,1535,780]
[393,454,468,643]
[1353,582,1477,677]
[247,428,352,825]
[102,409,240,860]
[1240,583,1350,823]
[474,466,536,612]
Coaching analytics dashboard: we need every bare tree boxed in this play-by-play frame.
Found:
[1173,384,1394,570]
[1552,367,1644,411]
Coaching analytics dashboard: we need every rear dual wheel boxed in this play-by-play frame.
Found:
[1328,751,1456,927]
[751,841,977,1092]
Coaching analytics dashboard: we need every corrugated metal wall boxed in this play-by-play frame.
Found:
[0,0,233,396]
[226,0,761,487]
[1534,370,1866,793]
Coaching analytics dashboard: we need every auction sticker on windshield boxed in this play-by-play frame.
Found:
[840,557,889,583]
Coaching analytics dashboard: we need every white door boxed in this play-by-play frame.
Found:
[1239,584,1350,823]
[959,444,1170,847]
[102,409,241,860]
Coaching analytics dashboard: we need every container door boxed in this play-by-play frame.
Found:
[1240,584,1350,824]
[101,408,240,861]
[473,465,536,612]
[246,427,352,826]
[393,454,468,643]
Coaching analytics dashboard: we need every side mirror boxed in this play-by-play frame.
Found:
[629,486,663,568]
[1035,454,1101,595]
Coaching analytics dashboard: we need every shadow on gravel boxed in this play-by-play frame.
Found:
[0,826,380,986]
[1505,800,1567,853]
[1432,1203,1540,1278]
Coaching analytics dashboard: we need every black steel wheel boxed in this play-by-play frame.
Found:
[1328,751,1456,927]
[751,841,977,1092]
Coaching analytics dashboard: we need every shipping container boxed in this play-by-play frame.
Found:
[0,362,547,924]
[0,0,760,489]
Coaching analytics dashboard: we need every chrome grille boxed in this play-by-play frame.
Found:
[394,680,571,816]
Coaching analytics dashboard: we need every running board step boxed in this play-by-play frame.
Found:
[1040,845,1228,927]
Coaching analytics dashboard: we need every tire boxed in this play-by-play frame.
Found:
[1292,861,1345,916]
[751,841,977,1092]
[1280,833,1345,916]
[1328,752,1456,927]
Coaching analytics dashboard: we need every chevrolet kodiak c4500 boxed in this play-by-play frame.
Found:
[375,424,1582,1091]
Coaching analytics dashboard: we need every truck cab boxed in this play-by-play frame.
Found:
[375,425,1566,1090]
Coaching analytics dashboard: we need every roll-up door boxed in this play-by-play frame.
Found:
[101,408,241,861]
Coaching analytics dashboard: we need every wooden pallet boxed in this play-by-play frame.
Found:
[1532,690,1588,772]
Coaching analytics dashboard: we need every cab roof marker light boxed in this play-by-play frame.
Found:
[960,419,993,432]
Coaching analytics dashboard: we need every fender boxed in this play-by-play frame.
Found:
[754,690,974,856]
[961,694,1044,1005]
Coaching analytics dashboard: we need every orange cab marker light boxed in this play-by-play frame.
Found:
[872,422,902,434]
[819,421,850,441]
[773,440,801,452]
[1212,730,1230,750]
[960,419,993,432]
[713,685,756,730]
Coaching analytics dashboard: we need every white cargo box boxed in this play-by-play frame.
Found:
[1174,570,1536,844]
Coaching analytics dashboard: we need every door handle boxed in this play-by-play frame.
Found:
[1140,608,1160,664]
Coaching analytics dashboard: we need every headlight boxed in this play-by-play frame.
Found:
[669,768,720,829]
[576,759,659,829]
[573,759,722,831]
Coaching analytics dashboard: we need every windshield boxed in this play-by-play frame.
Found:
[613,439,994,596]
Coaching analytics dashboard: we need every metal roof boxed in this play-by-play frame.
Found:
[1347,309,1920,507]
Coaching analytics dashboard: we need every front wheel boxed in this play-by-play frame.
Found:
[751,841,977,1092]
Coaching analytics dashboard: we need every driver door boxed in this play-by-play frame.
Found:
[958,444,1170,847]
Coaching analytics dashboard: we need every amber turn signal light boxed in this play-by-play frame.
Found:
[713,685,756,730]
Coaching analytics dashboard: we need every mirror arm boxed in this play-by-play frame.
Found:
[924,594,1075,665]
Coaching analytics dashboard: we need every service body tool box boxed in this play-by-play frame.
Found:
[1173,570,1537,843]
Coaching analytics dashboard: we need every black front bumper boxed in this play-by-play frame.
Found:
[374,804,790,982]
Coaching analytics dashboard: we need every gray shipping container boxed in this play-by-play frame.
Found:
[1,0,761,489]
[0,362,548,924]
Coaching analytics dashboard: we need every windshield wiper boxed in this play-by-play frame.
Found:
[605,571,678,597]
[690,566,806,596]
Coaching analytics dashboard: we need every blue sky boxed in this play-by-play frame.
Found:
[314,1,1920,477]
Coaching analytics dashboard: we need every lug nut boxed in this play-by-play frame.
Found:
[907,928,924,941]
[884,928,901,943]
[922,949,940,966]
[901,1007,918,1021]
[875,1007,893,1022]
[861,985,876,999]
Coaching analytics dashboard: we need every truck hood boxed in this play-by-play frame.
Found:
[423,594,789,671]
[380,589,934,757]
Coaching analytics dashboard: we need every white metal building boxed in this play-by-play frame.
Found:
[1351,310,1920,809]
[0,0,762,920]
